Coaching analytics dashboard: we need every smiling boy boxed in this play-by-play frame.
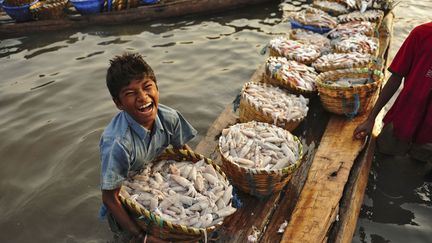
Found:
[100,52,197,242]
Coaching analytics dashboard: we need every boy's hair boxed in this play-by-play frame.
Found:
[106,52,157,100]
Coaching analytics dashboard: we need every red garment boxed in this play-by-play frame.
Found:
[383,22,432,144]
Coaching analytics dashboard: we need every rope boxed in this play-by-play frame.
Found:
[342,93,360,118]
[245,172,261,198]
[260,44,268,55]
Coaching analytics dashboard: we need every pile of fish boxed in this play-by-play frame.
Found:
[333,34,378,54]
[338,9,384,23]
[312,0,350,16]
[121,159,236,229]
[264,56,318,91]
[219,121,301,171]
[323,77,371,87]
[287,7,338,29]
[269,36,321,64]
[290,29,331,52]
[328,21,376,38]
[241,82,309,122]
[312,52,372,72]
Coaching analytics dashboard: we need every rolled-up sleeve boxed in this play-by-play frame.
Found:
[100,137,130,190]
[171,111,197,148]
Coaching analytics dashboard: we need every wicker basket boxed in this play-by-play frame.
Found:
[312,0,349,16]
[262,67,317,97]
[316,68,384,117]
[218,122,303,197]
[268,45,320,65]
[333,35,379,56]
[239,82,308,132]
[312,53,383,73]
[30,0,68,20]
[119,149,230,242]
[338,9,384,24]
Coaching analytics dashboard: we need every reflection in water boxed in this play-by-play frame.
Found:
[97,38,131,46]
[75,51,105,60]
[24,45,69,59]
[30,80,55,90]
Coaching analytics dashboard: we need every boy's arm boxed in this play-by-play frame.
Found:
[102,188,143,237]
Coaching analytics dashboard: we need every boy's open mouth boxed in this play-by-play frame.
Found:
[138,102,153,113]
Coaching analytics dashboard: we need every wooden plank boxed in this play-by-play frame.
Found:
[281,12,395,243]
[281,113,368,243]
[327,12,394,243]
[0,0,276,37]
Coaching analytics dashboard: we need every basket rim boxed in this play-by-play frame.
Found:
[119,148,229,236]
[315,68,383,91]
[218,121,303,174]
[241,81,309,123]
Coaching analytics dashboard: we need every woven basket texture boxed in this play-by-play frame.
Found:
[111,0,138,11]
[268,46,318,65]
[262,69,317,97]
[333,36,380,56]
[218,122,303,198]
[30,0,68,20]
[313,56,382,73]
[312,1,348,16]
[119,149,228,242]
[316,68,384,116]
[239,82,306,131]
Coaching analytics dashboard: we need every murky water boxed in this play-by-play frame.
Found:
[0,1,430,242]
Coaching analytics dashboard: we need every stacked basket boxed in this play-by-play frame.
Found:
[239,82,309,132]
[29,0,68,20]
[218,121,303,197]
[262,56,318,97]
[315,68,384,117]
[119,149,233,242]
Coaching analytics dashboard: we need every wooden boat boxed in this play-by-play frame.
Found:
[193,10,395,243]
[0,0,276,37]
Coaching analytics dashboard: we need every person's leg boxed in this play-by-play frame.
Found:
[376,123,411,156]
[409,143,432,163]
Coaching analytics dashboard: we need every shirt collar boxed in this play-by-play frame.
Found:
[123,111,165,140]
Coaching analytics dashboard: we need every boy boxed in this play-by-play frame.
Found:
[354,22,432,163]
[100,52,197,242]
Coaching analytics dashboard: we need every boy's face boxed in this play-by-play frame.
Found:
[114,77,159,130]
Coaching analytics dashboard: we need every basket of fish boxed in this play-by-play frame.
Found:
[218,121,303,197]
[263,56,318,96]
[268,36,321,65]
[315,68,384,117]
[289,29,331,52]
[337,9,384,24]
[328,21,378,39]
[239,82,309,132]
[119,149,236,242]
[312,0,349,16]
[312,52,373,72]
[29,0,68,20]
[286,7,338,33]
[333,34,379,56]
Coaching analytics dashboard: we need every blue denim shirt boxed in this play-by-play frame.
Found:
[99,104,197,191]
